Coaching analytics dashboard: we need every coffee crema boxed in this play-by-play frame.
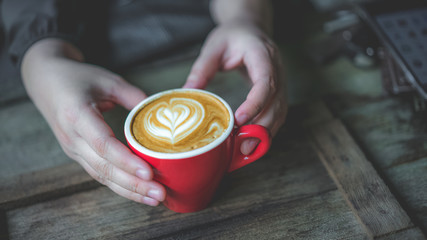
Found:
[132,91,230,153]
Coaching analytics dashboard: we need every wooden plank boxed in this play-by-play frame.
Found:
[384,158,427,232]
[376,228,426,240]
[302,100,335,126]
[0,101,72,178]
[326,96,427,169]
[324,95,427,233]
[0,162,99,210]
[6,121,339,239]
[309,119,416,238]
[153,191,368,240]
[10,190,364,240]
[6,181,338,240]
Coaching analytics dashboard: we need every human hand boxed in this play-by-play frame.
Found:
[21,39,166,206]
[183,22,288,154]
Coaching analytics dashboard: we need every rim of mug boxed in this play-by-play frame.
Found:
[124,88,235,159]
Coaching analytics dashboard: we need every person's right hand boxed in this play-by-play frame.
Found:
[21,39,166,206]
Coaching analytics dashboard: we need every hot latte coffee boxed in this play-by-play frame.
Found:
[131,90,230,153]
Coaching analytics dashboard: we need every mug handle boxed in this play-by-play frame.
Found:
[228,125,271,172]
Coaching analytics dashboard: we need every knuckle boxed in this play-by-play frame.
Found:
[111,73,125,83]
[94,173,107,185]
[58,133,72,147]
[55,126,74,147]
[92,136,111,159]
[258,78,274,97]
[190,63,203,75]
[252,48,268,61]
[95,162,114,183]
[86,166,107,185]
[110,74,127,89]
[268,77,277,95]
[265,76,277,94]
[119,158,133,172]
[265,41,279,57]
[131,180,146,195]
[249,100,263,114]
[62,105,80,125]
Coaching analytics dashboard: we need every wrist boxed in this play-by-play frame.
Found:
[22,38,84,66]
[216,18,271,36]
[21,38,84,91]
[210,0,273,35]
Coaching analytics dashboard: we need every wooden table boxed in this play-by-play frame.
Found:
[1,27,427,240]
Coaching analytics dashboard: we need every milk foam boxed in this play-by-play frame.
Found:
[132,91,230,153]
[145,98,205,144]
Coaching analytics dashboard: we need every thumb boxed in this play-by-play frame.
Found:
[113,79,147,110]
[183,43,225,89]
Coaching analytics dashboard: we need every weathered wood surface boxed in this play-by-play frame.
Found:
[0,102,111,211]
[0,162,99,210]
[326,95,427,169]
[383,158,427,233]
[325,95,427,233]
[7,113,363,239]
[8,188,366,240]
[0,101,72,178]
[309,119,415,238]
[376,228,426,240]
[5,106,343,239]
[154,191,367,240]
[2,98,426,239]
[301,100,335,126]
[4,100,425,239]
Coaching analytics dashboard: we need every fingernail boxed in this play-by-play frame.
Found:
[235,113,249,126]
[148,189,164,201]
[136,169,151,180]
[241,139,260,155]
[142,196,159,206]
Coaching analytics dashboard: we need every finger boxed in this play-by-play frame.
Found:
[235,49,276,126]
[235,81,272,126]
[240,138,260,156]
[239,104,282,156]
[253,103,287,137]
[76,157,160,206]
[112,77,147,110]
[251,87,287,132]
[240,90,287,155]
[109,182,160,206]
[249,58,287,136]
[183,41,226,89]
[75,141,166,202]
[74,105,154,181]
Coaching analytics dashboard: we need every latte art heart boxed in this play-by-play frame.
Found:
[132,91,230,153]
[146,98,205,144]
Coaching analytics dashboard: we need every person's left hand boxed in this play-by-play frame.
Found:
[183,22,288,154]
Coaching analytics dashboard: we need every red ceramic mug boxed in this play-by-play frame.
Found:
[124,89,271,213]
